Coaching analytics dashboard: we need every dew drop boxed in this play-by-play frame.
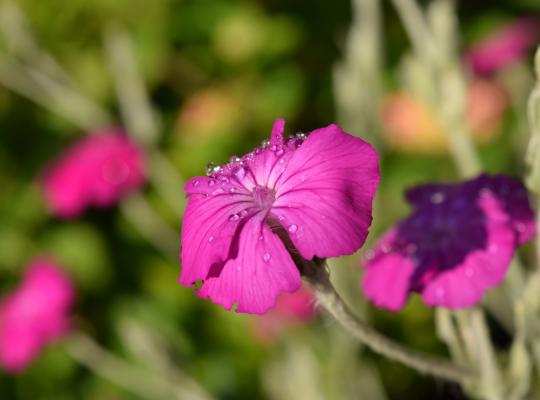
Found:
[262,253,271,263]
[229,155,241,163]
[258,235,264,241]
[430,192,445,204]
[212,188,225,195]
[228,214,240,222]
[275,148,285,156]
[261,139,270,148]
[269,144,278,152]
[279,158,286,164]
[288,224,298,233]
[219,176,229,184]
[229,187,237,193]
[208,179,216,187]
[208,236,214,243]
[233,166,246,181]
[192,180,200,187]
[206,162,220,176]
[406,243,417,254]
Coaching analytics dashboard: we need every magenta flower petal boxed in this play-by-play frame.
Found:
[0,258,74,373]
[41,128,146,218]
[465,17,540,75]
[180,119,380,314]
[362,232,416,311]
[362,174,534,311]
[273,124,380,259]
[197,215,301,315]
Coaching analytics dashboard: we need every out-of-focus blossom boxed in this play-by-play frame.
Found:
[362,175,535,311]
[180,119,379,314]
[176,88,242,140]
[0,258,75,373]
[465,17,540,76]
[381,79,508,154]
[41,129,146,218]
[250,285,316,343]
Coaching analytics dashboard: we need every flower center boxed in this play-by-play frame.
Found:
[252,185,276,211]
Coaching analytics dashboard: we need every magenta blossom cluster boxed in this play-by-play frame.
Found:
[180,119,380,314]
[0,258,75,373]
[362,175,535,311]
[465,17,540,76]
[41,128,146,218]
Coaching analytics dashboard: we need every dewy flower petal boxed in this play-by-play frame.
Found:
[41,128,146,218]
[362,174,535,311]
[0,258,74,373]
[180,119,380,314]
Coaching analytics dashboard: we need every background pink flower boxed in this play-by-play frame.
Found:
[250,284,316,343]
[41,128,146,218]
[362,175,535,311]
[180,119,380,314]
[0,258,75,373]
[465,17,540,75]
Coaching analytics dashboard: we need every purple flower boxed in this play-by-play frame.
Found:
[465,17,540,76]
[41,128,146,218]
[0,258,75,373]
[362,175,535,311]
[180,119,380,314]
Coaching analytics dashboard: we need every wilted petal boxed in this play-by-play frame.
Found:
[197,214,301,315]
[273,124,380,259]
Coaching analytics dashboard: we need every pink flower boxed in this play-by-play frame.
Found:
[465,17,540,75]
[41,128,146,218]
[362,175,535,311]
[250,285,316,343]
[180,119,380,314]
[0,258,75,373]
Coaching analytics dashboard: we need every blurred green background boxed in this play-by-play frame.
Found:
[0,0,539,399]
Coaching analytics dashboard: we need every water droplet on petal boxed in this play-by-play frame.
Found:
[288,224,298,233]
[229,187,237,193]
[212,188,225,195]
[261,139,270,148]
[219,176,229,184]
[269,144,278,152]
[206,162,221,176]
[192,180,200,187]
[208,236,214,243]
[275,148,284,156]
[258,235,264,241]
[229,155,241,163]
[229,214,240,222]
[430,192,445,204]
[208,179,216,187]
[262,253,271,263]
[233,166,246,181]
